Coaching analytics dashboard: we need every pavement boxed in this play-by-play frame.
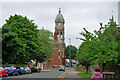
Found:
[62,68,80,78]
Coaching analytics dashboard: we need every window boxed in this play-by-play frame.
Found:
[57,31,59,35]
[60,31,62,35]
[58,23,61,26]
[62,51,64,58]
[58,59,60,64]
[58,51,60,56]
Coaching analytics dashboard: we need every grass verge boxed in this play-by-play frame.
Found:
[78,72,92,78]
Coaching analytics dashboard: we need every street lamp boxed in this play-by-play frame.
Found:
[68,38,71,71]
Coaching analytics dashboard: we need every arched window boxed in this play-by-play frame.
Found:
[58,51,60,56]
[60,31,62,35]
[57,31,59,35]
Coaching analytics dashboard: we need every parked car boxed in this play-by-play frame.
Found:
[24,67,31,74]
[0,70,2,78]
[0,67,8,77]
[4,66,19,76]
[52,65,55,68]
[31,67,41,73]
[59,65,65,71]
[16,67,26,75]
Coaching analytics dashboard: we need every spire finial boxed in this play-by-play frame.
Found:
[59,8,61,13]
[112,11,114,22]
[112,11,114,15]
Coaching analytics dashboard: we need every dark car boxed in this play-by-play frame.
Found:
[24,67,31,74]
[16,67,26,75]
[31,67,41,73]
[4,66,19,76]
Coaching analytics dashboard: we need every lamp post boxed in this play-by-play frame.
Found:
[69,38,71,71]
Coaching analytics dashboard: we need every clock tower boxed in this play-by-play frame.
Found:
[52,8,66,66]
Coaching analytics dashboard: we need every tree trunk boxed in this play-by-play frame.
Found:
[36,59,38,67]
[86,66,88,73]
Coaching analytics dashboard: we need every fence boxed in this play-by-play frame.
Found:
[103,66,120,79]
[75,65,120,79]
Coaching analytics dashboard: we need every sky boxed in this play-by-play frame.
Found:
[0,0,119,48]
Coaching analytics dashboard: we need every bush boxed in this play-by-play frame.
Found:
[76,63,81,66]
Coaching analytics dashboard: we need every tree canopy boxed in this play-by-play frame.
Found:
[76,17,120,67]
[2,14,54,64]
[65,45,77,59]
[37,28,56,62]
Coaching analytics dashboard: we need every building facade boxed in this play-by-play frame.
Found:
[44,8,66,68]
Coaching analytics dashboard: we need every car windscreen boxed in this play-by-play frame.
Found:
[24,67,27,69]
[16,67,20,69]
[59,65,64,67]
[24,67,29,69]
[20,67,24,69]
[60,66,64,68]
[4,67,11,69]
[0,67,4,70]
[35,67,38,68]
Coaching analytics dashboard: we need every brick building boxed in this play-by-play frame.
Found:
[44,8,66,68]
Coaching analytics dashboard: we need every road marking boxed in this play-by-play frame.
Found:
[58,70,69,79]
[61,72,67,78]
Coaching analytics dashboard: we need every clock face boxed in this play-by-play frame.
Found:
[58,23,61,26]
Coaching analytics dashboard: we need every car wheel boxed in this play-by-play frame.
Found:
[12,73,14,76]
[17,72,19,76]
[21,72,23,75]
[37,70,39,73]
[6,73,8,77]
[0,73,2,78]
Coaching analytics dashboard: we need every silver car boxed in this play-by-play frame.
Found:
[24,67,31,74]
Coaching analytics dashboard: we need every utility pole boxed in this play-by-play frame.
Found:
[69,38,71,72]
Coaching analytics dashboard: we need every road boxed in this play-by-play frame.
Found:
[2,68,70,80]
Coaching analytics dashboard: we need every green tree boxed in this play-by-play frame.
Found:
[76,17,119,68]
[2,14,43,64]
[37,28,56,62]
[65,45,77,59]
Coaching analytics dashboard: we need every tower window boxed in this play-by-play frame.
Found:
[58,23,61,26]
[58,51,60,56]
[58,59,60,64]
[60,31,62,35]
[57,31,59,35]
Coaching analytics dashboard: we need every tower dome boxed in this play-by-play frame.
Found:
[55,8,65,23]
